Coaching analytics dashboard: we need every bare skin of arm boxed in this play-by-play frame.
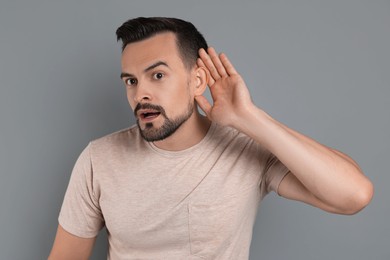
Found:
[196,47,374,215]
[48,225,96,260]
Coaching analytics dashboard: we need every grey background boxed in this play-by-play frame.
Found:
[0,0,388,259]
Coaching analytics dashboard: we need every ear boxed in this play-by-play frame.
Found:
[193,65,208,96]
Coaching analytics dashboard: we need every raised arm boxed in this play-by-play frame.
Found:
[48,224,96,260]
[195,47,374,215]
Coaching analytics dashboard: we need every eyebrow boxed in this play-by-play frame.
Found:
[120,61,169,79]
[144,61,169,72]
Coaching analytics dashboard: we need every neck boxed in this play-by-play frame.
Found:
[152,111,211,151]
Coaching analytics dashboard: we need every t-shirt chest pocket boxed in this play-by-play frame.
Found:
[188,200,242,258]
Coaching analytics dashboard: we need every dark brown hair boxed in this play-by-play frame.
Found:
[116,17,208,69]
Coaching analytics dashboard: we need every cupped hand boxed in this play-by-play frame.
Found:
[195,47,254,127]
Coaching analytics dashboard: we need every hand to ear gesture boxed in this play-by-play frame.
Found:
[195,47,255,127]
[195,48,373,216]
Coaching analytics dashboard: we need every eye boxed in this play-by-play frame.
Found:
[125,78,137,86]
[153,72,164,80]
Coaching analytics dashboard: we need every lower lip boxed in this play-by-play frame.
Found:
[140,114,160,123]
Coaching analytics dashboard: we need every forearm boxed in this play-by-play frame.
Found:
[233,105,373,211]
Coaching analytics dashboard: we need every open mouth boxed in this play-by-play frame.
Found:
[140,111,161,120]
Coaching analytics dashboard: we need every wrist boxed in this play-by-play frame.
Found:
[231,104,270,134]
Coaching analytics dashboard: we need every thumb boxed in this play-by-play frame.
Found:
[195,95,212,118]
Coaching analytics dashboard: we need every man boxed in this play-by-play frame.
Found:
[49,17,373,259]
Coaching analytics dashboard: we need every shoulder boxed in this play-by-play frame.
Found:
[92,125,138,143]
[88,125,142,155]
[212,123,273,157]
[209,123,261,154]
[213,123,255,145]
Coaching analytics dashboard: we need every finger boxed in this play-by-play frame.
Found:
[199,48,221,82]
[195,95,212,118]
[197,58,215,86]
[219,53,238,75]
[208,47,228,77]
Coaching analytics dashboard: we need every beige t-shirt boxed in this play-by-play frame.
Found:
[59,122,289,260]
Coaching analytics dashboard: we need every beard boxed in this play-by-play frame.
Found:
[135,102,194,142]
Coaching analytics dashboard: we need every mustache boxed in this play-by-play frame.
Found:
[134,103,167,117]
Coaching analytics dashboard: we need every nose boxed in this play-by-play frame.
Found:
[133,82,152,103]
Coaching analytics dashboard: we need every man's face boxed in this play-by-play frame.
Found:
[120,33,195,142]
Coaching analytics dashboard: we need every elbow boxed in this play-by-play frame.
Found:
[343,180,374,215]
[356,180,374,212]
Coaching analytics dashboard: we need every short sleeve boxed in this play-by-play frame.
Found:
[259,146,290,198]
[58,143,104,238]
